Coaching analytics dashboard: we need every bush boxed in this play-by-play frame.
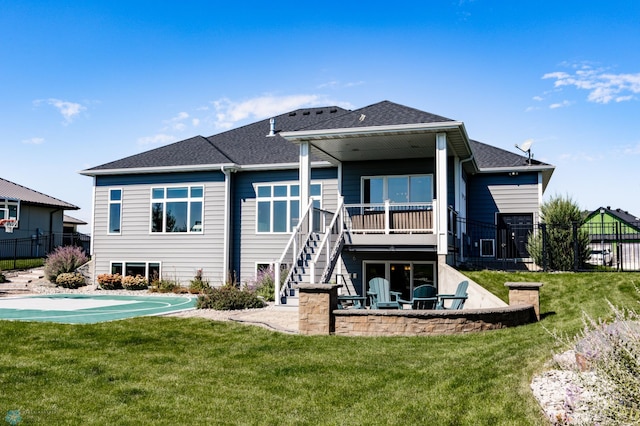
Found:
[44,246,89,282]
[245,266,286,302]
[197,284,265,310]
[0,270,5,283]
[549,303,640,424]
[121,274,149,290]
[150,278,179,293]
[97,273,122,290]
[189,269,210,294]
[55,272,86,289]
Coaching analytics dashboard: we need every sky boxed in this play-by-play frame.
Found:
[2,0,640,232]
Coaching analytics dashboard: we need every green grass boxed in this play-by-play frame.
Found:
[0,272,638,425]
[0,258,44,272]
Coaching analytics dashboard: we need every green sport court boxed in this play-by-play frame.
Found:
[0,294,197,324]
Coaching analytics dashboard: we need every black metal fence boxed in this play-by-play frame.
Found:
[456,218,640,272]
[0,233,90,270]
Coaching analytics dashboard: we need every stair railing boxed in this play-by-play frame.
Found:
[311,197,345,284]
[274,200,314,304]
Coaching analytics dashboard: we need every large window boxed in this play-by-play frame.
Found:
[364,261,436,301]
[108,189,122,234]
[151,186,203,233]
[111,261,161,282]
[256,183,321,233]
[362,175,432,204]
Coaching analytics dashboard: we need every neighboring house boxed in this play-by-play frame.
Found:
[583,206,640,270]
[63,214,87,234]
[80,101,555,303]
[0,177,79,242]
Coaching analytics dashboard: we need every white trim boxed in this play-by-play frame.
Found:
[90,180,96,256]
[281,121,466,140]
[436,132,448,255]
[255,181,322,234]
[360,174,434,204]
[148,184,204,234]
[107,188,122,235]
[480,239,495,257]
[109,260,162,281]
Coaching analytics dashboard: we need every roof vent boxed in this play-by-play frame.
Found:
[316,110,323,114]
[303,111,310,115]
[267,117,276,137]
[330,108,337,113]
[289,112,296,116]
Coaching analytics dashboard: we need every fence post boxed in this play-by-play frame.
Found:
[13,238,18,270]
[572,221,579,271]
[541,223,548,271]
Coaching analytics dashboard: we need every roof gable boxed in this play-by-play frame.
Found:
[300,100,455,131]
[469,139,551,169]
[0,178,78,209]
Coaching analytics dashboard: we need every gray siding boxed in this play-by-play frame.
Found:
[231,168,338,284]
[92,173,226,285]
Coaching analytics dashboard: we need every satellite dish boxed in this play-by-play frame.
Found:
[515,139,534,165]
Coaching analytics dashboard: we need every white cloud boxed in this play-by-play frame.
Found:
[542,64,640,104]
[34,98,86,123]
[210,94,352,129]
[549,100,572,109]
[192,118,200,127]
[21,137,45,145]
[137,133,176,145]
[532,96,544,102]
[163,112,190,131]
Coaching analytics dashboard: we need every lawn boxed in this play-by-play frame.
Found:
[0,272,638,425]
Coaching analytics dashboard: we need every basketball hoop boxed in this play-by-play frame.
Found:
[0,218,18,233]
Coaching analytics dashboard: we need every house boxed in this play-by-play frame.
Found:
[0,177,79,241]
[80,101,554,304]
[583,207,640,270]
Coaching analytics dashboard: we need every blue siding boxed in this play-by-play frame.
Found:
[96,171,225,186]
[342,158,436,204]
[467,172,538,224]
[230,167,337,280]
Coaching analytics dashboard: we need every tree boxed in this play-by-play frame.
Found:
[527,195,590,271]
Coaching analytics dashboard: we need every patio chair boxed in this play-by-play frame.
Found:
[436,280,468,310]
[367,277,401,309]
[398,284,438,309]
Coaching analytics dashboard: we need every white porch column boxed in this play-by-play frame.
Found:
[436,133,448,255]
[299,141,311,219]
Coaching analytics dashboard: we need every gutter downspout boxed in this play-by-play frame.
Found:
[221,166,233,282]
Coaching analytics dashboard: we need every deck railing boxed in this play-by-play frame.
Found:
[344,201,435,234]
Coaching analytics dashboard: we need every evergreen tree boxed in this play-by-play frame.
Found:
[527,195,590,270]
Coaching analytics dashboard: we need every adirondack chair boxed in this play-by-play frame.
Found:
[367,277,402,309]
[436,280,469,310]
[398,284,438,309]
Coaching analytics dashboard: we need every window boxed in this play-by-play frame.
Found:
[108,189,122,234]
[362,175,433,204]
[151,186,203,233]
[256,183,321,233]
[111,261,161,282]
[364,261,436,301]
[480,239,495,257]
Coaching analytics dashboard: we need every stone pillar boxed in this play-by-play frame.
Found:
[505,282,543,321]
[297,284,340,335]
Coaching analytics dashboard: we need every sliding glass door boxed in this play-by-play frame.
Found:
[364,261,436,301]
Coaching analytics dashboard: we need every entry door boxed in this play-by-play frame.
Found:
[496,214,533,259]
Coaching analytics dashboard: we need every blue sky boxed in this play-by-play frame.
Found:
[2,1,640,231]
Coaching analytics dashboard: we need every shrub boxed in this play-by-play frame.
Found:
[0,270,5,283]
[44,246,89,282]
[121,274,149,290]
[150,278,179,293]
[549,303,640,424]
[197,284,265,310]
[527,195,590,271]
[246,266,287,302]
[55,272,86,289]
[189,269,211,294]
[97,273,122,290]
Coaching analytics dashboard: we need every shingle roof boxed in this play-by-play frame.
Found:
[300,100,455,130]
[84,107,348,172]
[590,206,640,224]
[0,178,78,209]
[81,101,555,174]
[469,139,552,169]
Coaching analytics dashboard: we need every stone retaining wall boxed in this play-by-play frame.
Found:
[333,305,537,336]
[297,282,541,336]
